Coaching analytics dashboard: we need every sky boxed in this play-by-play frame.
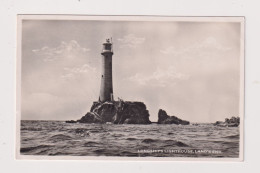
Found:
[21,19,242,123]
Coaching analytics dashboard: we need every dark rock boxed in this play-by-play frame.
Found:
[214,117,240,127]
[227,123,239,127]
[77,101,151,124]
[78,112,104,124]
[157,109,190,125]
[214,121,223,125]
[65,120,77,123]
[213,121,226,127]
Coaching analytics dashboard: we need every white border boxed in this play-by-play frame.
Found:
[3,0,260,173]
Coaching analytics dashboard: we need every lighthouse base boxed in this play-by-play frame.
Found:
[77,101,151,124]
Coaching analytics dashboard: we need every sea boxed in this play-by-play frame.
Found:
[20,120,240,158]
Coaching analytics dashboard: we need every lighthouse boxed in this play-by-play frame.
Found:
[99,38,114,102]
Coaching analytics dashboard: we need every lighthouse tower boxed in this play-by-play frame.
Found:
[99,38,114,102]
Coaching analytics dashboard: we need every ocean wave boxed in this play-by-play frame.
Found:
[141,138,158,143]
[163,140,189,147]
[48,152,67,156]
[141,138,189,147]
[20,145,52,153]
[83,141,99,147]
[93,149,106,154]
[223,134,239,139]
[74,128,91,137]
[111,134,124,137]
[49,134,73,142]
[119,151,137,157]
[21,127,42,131]
[20,121,239,157]
[89,130,101,133]
[221,141,239,146]
[126,137,137,141]
[167,132,174,135]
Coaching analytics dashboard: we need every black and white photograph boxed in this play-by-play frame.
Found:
[17,15,244,160]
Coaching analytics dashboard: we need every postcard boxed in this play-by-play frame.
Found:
[16,15,244,161]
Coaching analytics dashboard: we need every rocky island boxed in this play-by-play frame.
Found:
[158,109,190,125]
[66,103,193,125]
[214,117,240,127]
[74,101,151,124]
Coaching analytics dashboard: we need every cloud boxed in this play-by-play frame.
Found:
[160,46,178,55]
[128,66,189,87]
[32,40,90,62]
[196,37,232,51]
[61,64,97,80]
[117,34,145,48]
[160,37,231,55]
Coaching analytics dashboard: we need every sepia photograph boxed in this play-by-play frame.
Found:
[16,15,244,160]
